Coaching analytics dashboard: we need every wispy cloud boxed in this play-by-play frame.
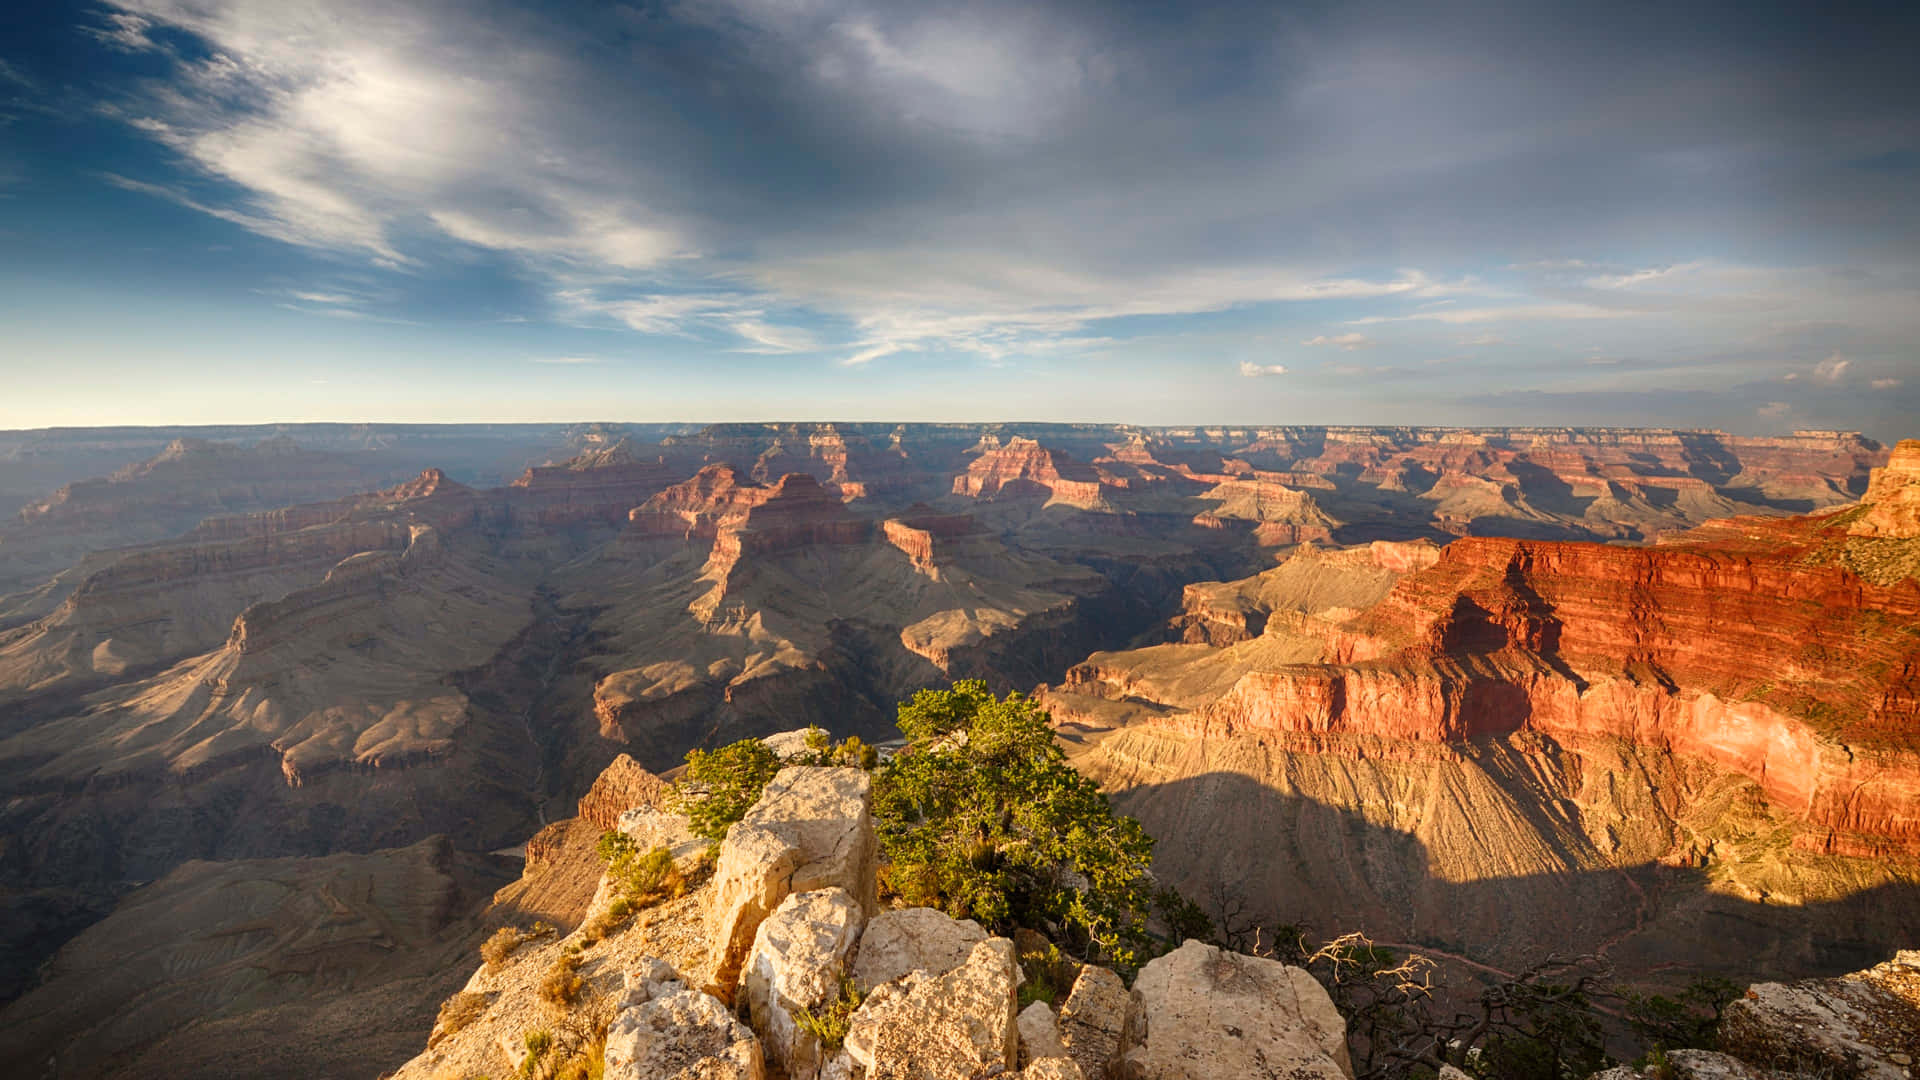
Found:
[1238,361,1288,377]
[1873,377,1902,390]
[1814,354,1851,383]
[1302,332,1375,350]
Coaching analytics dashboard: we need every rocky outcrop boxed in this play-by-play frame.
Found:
[1851,439,1920,540]
[578,753,670,832]
[1122,940,1352,1080]
[745,888,864,1080]
[850,905,988,992]
[706,767,877,999]
[606,985,766,1080]
[504,440,677,527]
[843,937,1021,1078]
[1716,950,1920,1078]
[955,437,1115,508]
[1059,963,1132,1080]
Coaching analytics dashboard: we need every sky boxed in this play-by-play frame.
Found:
[0,1,1916,436]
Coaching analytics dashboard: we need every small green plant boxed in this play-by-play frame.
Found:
[793,976,864,1050]
[672,738,782,849]
[521,1029,554,1077]
[1017,941,1078,1008]
[596,833,685,906]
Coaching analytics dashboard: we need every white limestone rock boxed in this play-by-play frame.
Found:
[1121,939,1352,1080]
[844,937,1020,1079]
[705,767,876,999]
[744,887,865,1080]
[604,986,766,1080]
[849,905,988,993]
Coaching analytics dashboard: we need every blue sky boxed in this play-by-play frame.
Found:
[1,0,1916,435]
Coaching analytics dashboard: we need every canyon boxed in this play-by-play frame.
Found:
[0,422,1908,1077]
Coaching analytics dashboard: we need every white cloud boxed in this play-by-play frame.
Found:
[1814,354,1851,383]
[87,12,161,52]
[1349,302,1626,326]
[1457,334,1507,346]
[1302,332,1375,350]
[1583,260,1708,290]
[1872,377,1902,390]
[729,319,819,354]
[1238,361,1288,377]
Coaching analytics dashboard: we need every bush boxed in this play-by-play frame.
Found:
[595,834,685,907]
[1623,976,1740,1051]
[430,991,490,1046]
[540,953,585,1008]
[521,1028,554,1076]
[482,922,556,971]
[873,681,1158,971]
[672,739,783,849]
[1017,940,1078,1008]
[793,977,864,1050]
[576,896,636,947]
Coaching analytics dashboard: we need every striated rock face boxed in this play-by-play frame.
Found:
[605,986,766,1080]
[1121,940,1352,1080]
[1851,439,1920,540]
[843,937,1021,1079]
[1716,950,1920,1078]
[0,836,515,1080]
[504,439,678,527]
[955,437,1115,508]
[577,753,670,832]
[706,767,877,999]
[1048,469,1920,993]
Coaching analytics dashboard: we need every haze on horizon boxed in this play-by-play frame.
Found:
[1,0,1916,437]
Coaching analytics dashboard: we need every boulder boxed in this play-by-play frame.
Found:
[762,728,822,760]
[844,937,1020,1079]
[604,986,766,1080]
[1717,950,1920,1080]
[1120,939,1352,1080]
[1019,1001,1069,1065]
[744,888,865,1080]
[849,905,988,992]
[1058,964,1131,1080]
[1588,1050,1782,1079]
[706,767,876,998]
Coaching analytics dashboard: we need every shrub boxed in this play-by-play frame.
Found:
[672,739,782,849]
[481,922,555,971]
[540,953,585,1008]
[793,977,864,1050]
[1622,976,1740,1051]
[1017,940,1078,1008]
[521,1028,554,1076]
[873,681,1157,971]
[429,991,489,1046]
[595,833,685,906]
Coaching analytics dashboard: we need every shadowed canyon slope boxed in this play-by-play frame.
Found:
[0,423,1906,1076]
[1045,439,1920,986]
